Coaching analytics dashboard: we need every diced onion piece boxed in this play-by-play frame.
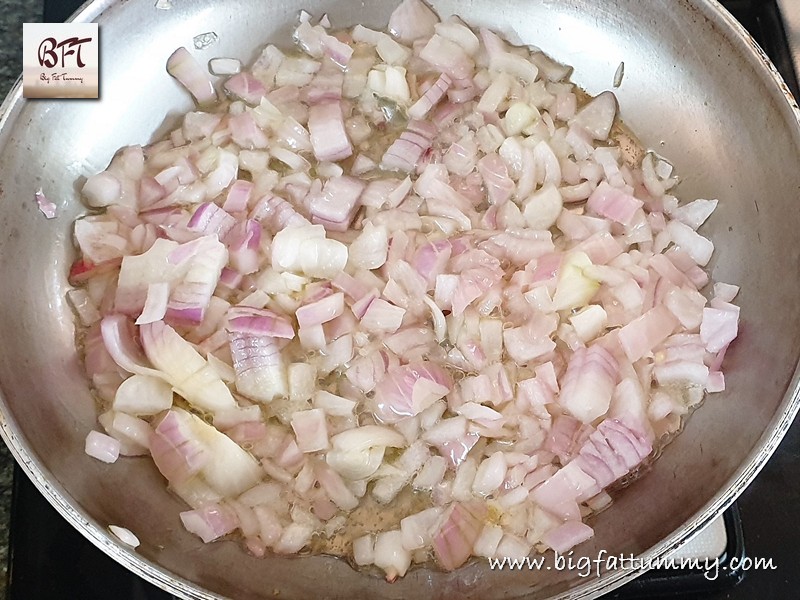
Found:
[700,304,739,353]
[523,183,563,230]
[209,57,242,75]
[140,321,237,412]
[296,293,344,328]
[388,0,439,43]
[618,305,679,362]
[667,220,715,266]
[291,408,329,453]
[108,525,140,548]
[229,331,288,403]
[559,345,618,423]
[180,503,239,543]
[569,305,608,343]
[308,101,352,162]
[353,534,375,566]
[82,172,121,207]
[361,299,406,334]
[472,451,507,496]
[35,188,57,218]
[400,506,443,550]
[570,91,617,141]
[552,252,600,311]
[432,501,487,571]
[313,390,356,416]
[374,530,412,582]
[271,224,348,279]
[85,431,121,464]
[112,374,173,415]
[167,47,217,105]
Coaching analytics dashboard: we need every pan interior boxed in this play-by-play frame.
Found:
[0,0,798,598]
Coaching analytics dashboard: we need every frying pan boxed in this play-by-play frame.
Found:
[0,0,799,598]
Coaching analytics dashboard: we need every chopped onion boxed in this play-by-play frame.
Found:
[35,188,57,218]
[180,503,239,543]
[374,530,412,581]
[432,501,487,571]
[209,57,242,76]
[67,3,740,579]
[167,47,217,105]
[291,408,329,453]
[85,430,121,464]
[108,525,140,548]
[112,374,173,415]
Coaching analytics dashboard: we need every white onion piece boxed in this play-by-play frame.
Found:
[315,461,359,510]
[361,299,406,334]
[108,525,140,548]
[67,288,101,326]
[313,390,356,416]
[327,445,385,480]
[587,182,643,226]
[112,374,173,415]
[667,220,715,266]
[167,47,217,105]
[271,224,348,279]
[423,416,468,446]
[570,90,617,141]
[296,293,344,328]
[85,430,121,463]
[331,425,406,453]
[400,506,443,550]
[373,530,412,581]
[471,451,507,496]
[372,441,430,503]
[135,282,170,325]
[141,321,237,412]
[180,503,239,543]
[408,73,451,119]
[209,57,241,75]
[523,183,563,230]
[558,345,618,423]
[73,218,129,264]
[100,315,164,380]
[348,222,389,270]
[618,305,679,362]
[288,363,316,402]
[291,408,329,453]
[542,521,594,553]
[669,198,719,230]
[473,523,503,558]
[552,252,600,311]
[353,534,375,566]
[308,101,352,162]
[228,330,288,403]
[388,0,439,43]
[166,409,262,496]
[273,522,314,554]
[569,305,608,343]
[700,304,740,353]
[82,172,121,207]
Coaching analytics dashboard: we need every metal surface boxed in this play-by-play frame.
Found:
[0,0,799,598]
[778,0,800,77]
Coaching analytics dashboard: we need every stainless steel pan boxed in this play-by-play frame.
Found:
[0,0,799,598]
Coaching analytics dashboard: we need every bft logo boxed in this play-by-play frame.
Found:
[23,23,99,99]
[37,36,93,69]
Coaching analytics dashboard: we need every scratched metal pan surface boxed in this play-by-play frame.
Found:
[0,0,799,598]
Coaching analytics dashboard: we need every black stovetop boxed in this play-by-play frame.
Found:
[10,0,800,598]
